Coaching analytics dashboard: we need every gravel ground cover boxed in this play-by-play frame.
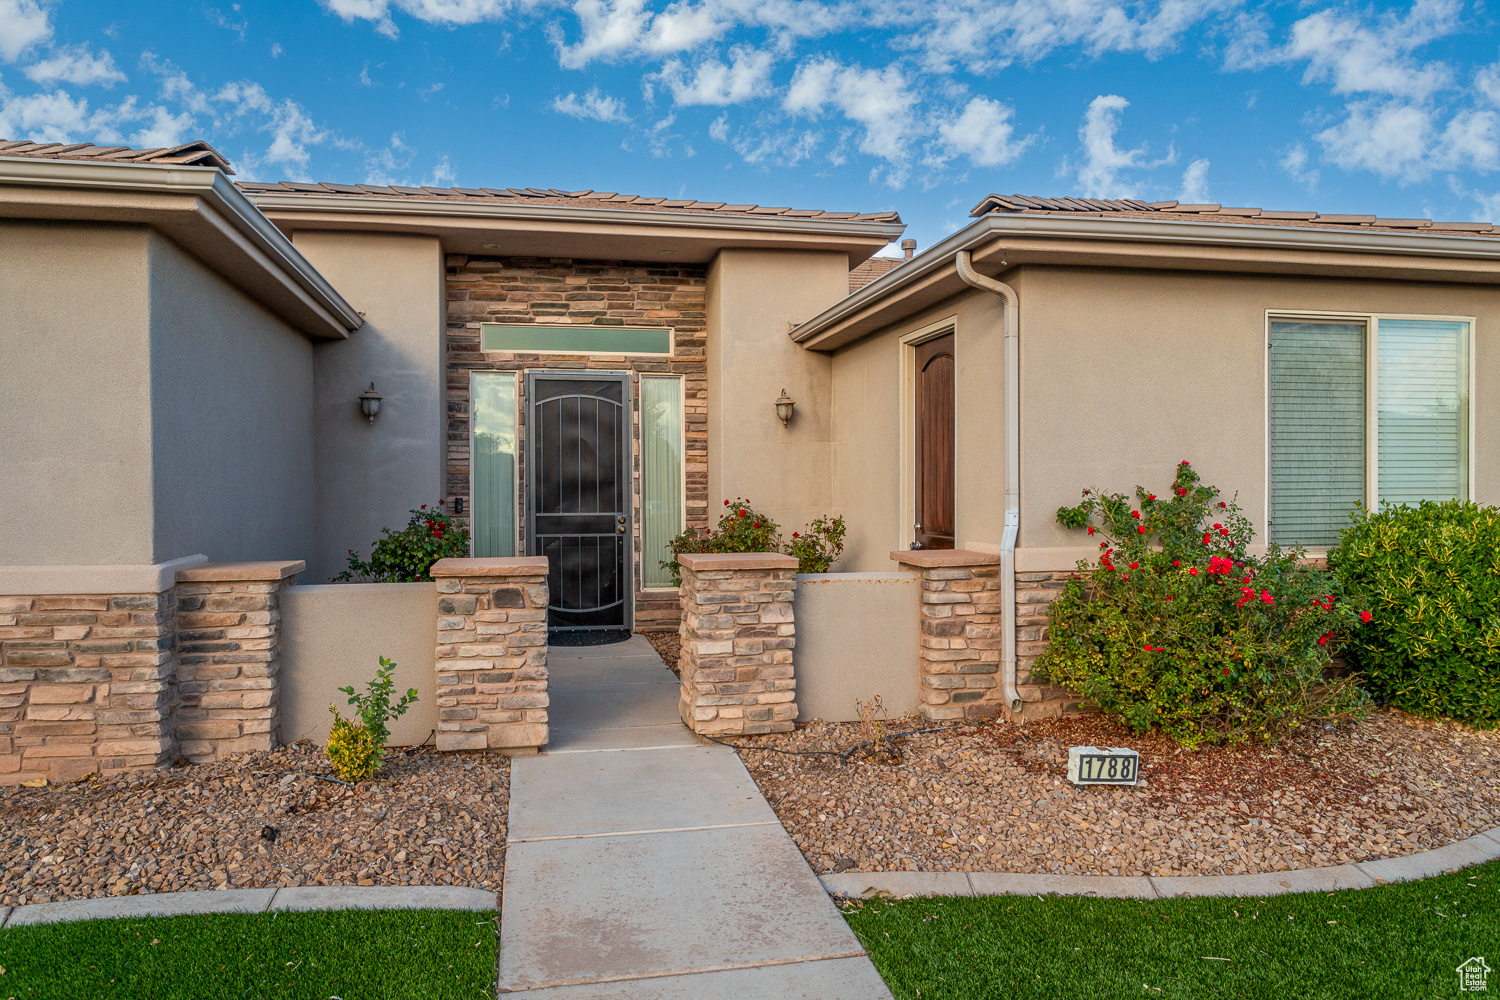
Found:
[639,630,680,675]
[734,708,1500,877]
[0,741,509,907]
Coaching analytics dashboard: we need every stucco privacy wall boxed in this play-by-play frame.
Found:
[827,285,1009,571]
[707,249,849,535]
[0,221,154,565]
[1017,266,1500,564]
[279,583,438,747]
[445,256,709,630]
[792,572,919,722]
[293,232,445,584]
[147,232,317,567]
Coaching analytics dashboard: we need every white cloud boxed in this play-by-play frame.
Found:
[1476,56,1500,107]
[553,86,628,121]
[707,112,728,141]
[733,127,818,166]
[270,42,283,58]
[423,154,456,186]
[1281,141,1318,191]
[364,131,414,184]
[1315,100,1499,183]
[1280,0,1458,101]
[1474,189,1500,223]
[264,99,328,172]
[784,56,918,164]
[0,88,126,143]
[659,45,772,105]
[22,44,127,88]
[1073,94,1170,198]
[0,0,51,63]
[1177,156,1210,203]
[932,95,1031,167]
[131,104,194,147]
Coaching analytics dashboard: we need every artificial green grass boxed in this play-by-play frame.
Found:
[0,907,495,999]
[847,860,1500,999]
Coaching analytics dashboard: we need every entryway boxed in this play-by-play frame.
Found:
[914,332,955,550]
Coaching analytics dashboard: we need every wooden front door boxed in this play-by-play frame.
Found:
[914,334,955,550]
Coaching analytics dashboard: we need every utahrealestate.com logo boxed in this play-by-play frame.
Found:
[1459,957,1491,992]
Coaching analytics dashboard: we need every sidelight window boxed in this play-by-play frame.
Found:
[471,372,518,557]
[640,376,685,589]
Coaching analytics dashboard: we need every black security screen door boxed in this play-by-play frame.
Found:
[525,373,632,630]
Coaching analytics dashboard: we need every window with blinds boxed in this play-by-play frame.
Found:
[1269,320,1367,546]
[639,376,684,589]
[1268,315,1471,547]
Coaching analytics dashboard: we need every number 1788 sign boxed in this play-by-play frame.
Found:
[1067,746,1140,786]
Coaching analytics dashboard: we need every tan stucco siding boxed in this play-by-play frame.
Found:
[829,286,1009,570]
[147,231,317,565]
[1018,267,1500,562]
[292,232,444,583]
[0,221,156,564]
[707,248,848,535]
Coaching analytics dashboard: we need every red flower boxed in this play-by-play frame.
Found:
[1129,561,1139,570]
[1260,590,1274,605]
[1318,634,1329,646]
[1213,523,1222,530]
[1087,526,1095,535]
[1223,668,1230,675]
[793,532,800,538]
[1144,644,1154,651]
[724,499,730,506]
[753,521,760,528]
[1189,567,1199,576]
[1131,510,1140,519]
[1361,610,1373,623]
[1173,560,1180,567]
[740,510,749,517]
[1137,525,1147,534]
[420,504,427,510]
[1176,487,1187,497]
[1202,532,1211,546]
[1122,572,1129,579]
[1166,595,1174,601]
[1147,494,1157,501]
[1181,460,1190,466]
[1100,541,1109,549]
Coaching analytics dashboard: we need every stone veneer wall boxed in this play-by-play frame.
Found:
[891,551,1008,723]
[1,591,178,784]
[1015,570,1085,720]
[430,557,550,753]
[676,552,798,736]
[444,256,709,632]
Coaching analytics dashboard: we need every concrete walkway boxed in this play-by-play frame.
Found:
[500,636,891,998]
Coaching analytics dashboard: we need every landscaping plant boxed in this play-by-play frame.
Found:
[1329,499,1500,726]
[784,514,847,574]
[661,498,847,585]
[334,502,468,583]
[326,656,419,782]
[1036,461,1369,747]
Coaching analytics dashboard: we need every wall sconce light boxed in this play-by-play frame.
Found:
[358,382,383,425]
[775,389,795,427]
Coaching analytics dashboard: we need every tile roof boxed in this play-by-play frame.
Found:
[0,139,234,173]
[972,194,1500,237]
[848,255,904,292]
[238,179,902,224]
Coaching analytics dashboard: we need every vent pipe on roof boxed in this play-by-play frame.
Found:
[954,250,1022,717]
[901,238,917,259]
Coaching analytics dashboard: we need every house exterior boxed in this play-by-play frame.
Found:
[3,139,1499,777]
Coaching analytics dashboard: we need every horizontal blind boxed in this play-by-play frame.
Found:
[472,373,518,558]
[640,376,684,589]
[1269,321,1366,546]
[1377,319,1469,507]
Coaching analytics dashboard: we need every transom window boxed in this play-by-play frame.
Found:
[1268,314,1472,547]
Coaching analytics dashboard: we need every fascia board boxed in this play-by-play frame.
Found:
[0,156,362,338]
[792,213,1500,350]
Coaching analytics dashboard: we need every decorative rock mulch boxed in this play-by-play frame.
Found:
[0,741,509,908]
[734,708,1500,878]
[639,630,681,676]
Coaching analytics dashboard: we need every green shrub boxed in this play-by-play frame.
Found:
[1036,462,1369,747]
[1328,500,1500,727]
[325,656,419,781]
[784,514,847,574]
[661,499,849,585]
[334,503,468,583]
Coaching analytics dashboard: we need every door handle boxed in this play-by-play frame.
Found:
[617,515,627,534]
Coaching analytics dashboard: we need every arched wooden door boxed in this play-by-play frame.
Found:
[914,334,955,550]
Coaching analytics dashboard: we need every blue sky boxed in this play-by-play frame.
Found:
[1,0,1498,252]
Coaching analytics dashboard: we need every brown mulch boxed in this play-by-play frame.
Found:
[733,708,1500,878]
[639,630,680,676]
[0,741,509,907]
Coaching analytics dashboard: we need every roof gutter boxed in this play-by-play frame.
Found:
[792,212,1500,348]
[0,156,363,336]
[245,191,907,242]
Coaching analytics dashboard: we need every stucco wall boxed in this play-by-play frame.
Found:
[0,221,155,564]
[828,285,1009,570]
[147,231,317,565]
[293,232,444,583]
[793,572,920,722]
[707,249,849,535]
[279,582,439,746]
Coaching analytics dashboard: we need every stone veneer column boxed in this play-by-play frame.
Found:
[1,589,178,785]
[429,557,549,754]
[891,550,1007,723]
[173,561,302,763]
[1015,569,1087,720]
[676,552,798,736]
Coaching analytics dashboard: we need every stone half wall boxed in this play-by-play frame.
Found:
[1015,570,1088,721]
[445,255,709,633]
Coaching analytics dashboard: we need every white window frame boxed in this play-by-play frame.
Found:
[1263,309,1476,545]
[637,373,687,593]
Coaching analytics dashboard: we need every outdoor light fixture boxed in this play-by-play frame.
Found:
[775,389,795,427]
[358,382,383,425]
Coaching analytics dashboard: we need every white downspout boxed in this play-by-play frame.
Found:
[954,250,1023,716]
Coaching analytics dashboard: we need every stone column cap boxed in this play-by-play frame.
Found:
[891,549,1004,567]
[429,557,550,577]
[677,552,798,571]
[177,560,305,582]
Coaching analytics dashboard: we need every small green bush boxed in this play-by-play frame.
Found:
[325,656,419,781]
[784,514,847,574]
[334,503,468,583]
[1036,462,1369,747]
[1329,500,1500,727]
[661,499,848,585]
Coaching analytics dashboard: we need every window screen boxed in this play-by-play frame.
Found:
[471,372,518,557]
[1377,319,1469,507]
[639,376,684,588]
[1268,320,1367,546]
